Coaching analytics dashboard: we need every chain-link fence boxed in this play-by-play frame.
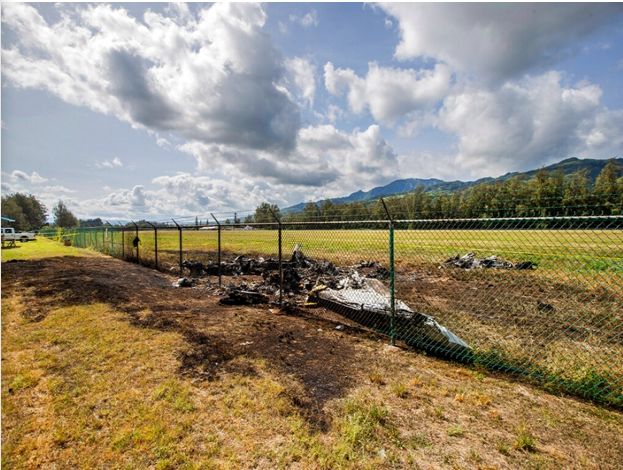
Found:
[40,212,623,408]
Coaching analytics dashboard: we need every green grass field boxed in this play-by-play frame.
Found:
[1,237,100,262]
[92,228,623,273]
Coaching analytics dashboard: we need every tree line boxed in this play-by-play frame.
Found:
[2,160,621,230]
[270,159,623,223]
[1,196,83,231]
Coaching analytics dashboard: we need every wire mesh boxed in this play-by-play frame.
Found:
[38,213,623,407]
[393,216,623,406]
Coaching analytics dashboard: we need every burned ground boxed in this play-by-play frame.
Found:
[2,256,382,430]
[153,247,623,405]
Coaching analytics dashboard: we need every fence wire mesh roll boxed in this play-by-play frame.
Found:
[39,214,622,407]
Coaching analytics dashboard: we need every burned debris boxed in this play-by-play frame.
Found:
[443,252,536,270]
[182,256,281,278]
[173,277,195,288]
[181,246,471,357]
[219,284,270,305]
[308,276,470,356]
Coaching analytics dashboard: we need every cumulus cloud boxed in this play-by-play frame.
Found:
[180,123,398,191]
[380,3,623,83]
[72,173,302,219]
[7,170,47,184]
[2,3,300,153]
[4,3,400,195]
[289,10,318,28]
[297,124,398,188]
[3,2,621,219]
[42,185,76,194]
[437,72,622,175]
[96,157,123,169]
[284,57,316,107]
[324,62,451,124]
[104,185,146,207]
[325,104,344,124]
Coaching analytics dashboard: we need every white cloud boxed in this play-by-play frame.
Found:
[4,2,621,219]
[324,61,451,124]
[42,185,76,194]
[325,104,344,124]
[2,3,300,154]
[380,3,623,83]
[155,137,170,148]
[96,157,123,169]
[180,123,398,191]
[283,57,316,107]
[437,72,621,176]
[104,185,146,207]
[289,10,318,28]
[297,124,398,189]
[7,170,47,184]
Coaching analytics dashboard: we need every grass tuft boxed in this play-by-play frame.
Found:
[391,382,409,398]
[447,424,464,437]
[513,425,537,452]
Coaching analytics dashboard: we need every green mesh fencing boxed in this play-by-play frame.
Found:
[39,214,623,407]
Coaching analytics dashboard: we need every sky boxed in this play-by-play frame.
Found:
[2,2,623,221]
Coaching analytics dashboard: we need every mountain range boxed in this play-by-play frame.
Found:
[284,157,622,213]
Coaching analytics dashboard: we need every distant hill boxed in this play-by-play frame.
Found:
[283,157,621,213]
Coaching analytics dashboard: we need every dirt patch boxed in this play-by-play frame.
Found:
[2,256,376,430]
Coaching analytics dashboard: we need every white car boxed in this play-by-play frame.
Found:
[1,227,37,242]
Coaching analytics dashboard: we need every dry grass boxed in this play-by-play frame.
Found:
[3,246,623,468]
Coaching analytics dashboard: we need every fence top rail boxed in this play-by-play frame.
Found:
[393,214,623,224]
[38,213,623,232]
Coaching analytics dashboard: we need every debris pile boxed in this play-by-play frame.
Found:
[181,245,471,356]
[443,252,536,270]
[182,255,281,278]
[354,260,390,279]
[219,284,270,305]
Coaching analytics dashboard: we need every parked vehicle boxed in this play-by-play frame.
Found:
[1,227,37,242]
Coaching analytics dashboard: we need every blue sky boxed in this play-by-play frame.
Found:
[2,2,623,220]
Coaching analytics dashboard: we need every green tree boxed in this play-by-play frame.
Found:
[594,159,621,212]
[1,193,47,230]
[79,217,104,227]
[53,200,79,227]
[320,200,339,220]
[546,169,565,216]
[302,202,320,221]
[530,169,550,216]
[563,170,589,215]
[254,203,280,223]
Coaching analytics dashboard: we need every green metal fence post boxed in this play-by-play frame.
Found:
[381,198,396,346]
[268,207,283,306]
[210,213,222,287]
[131,221,139,264]
[389,222,395,345]
[146,222,158,270]
[172,219,182,276]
